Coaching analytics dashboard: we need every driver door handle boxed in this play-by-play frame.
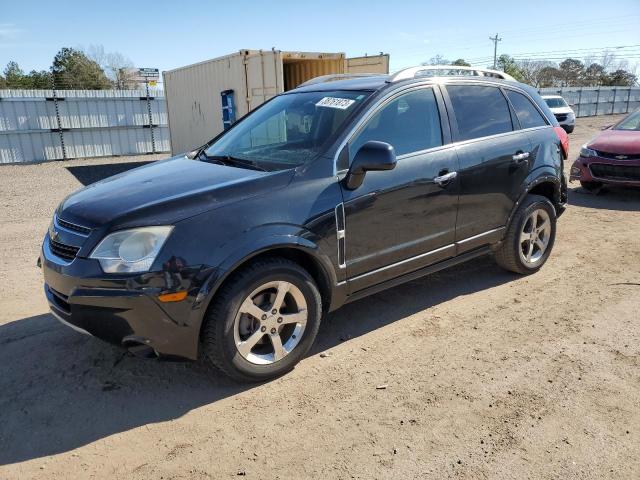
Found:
[512,151,530,162]
[434,171,457,187]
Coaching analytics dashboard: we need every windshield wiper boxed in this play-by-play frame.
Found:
[201,153,268,172]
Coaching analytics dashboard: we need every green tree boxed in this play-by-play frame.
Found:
[583,63,608,86]
[558,58,584,87]
[3,61,26,88]
[51,47,111,89]
[537,66,560,87]
[496,54,524,82]
[605,69,637,86]
[0,74,6,88]
[26,70,53,89]
[452,58,470,67]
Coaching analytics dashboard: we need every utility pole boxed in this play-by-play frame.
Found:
[489,33,502,69]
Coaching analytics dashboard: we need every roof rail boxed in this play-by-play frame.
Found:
[388,65,516,82]
[298,73,383,87]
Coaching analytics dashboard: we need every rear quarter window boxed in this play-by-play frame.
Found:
[447,85,513,141]
[506,90,548,129]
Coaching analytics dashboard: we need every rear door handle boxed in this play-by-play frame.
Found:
[512,151,530,162]
[434,171,457,187]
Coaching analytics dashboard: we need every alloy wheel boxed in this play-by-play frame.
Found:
[519,208,551,265]
[233,281,308,365]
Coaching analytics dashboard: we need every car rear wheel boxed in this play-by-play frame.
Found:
[580,181,603,193]
[201,257,322,382]
[495,195,557,275]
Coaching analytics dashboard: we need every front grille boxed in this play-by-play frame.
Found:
[554,113,568,122]
[595,150,640,161]
[57,217,92,235]
[49,238,80,261]
[590,163,640,182]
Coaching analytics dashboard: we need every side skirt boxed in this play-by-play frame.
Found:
[344,246,492,305]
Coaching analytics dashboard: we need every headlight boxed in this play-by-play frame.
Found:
[579,145,597,158]
[90,226,173,273]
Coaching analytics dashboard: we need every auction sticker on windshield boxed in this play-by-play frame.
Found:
[316,97,356,110]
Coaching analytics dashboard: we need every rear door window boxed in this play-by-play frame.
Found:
[506,90,547,129]
[446,85,513,141]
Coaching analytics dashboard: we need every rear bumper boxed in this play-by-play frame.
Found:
[570,156,640,186]
[41,237,209,360]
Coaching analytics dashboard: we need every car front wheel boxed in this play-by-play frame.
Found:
[495,195,557,275]
[201,257,322,382]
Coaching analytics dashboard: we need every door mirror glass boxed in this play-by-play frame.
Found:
[344,141,396,190]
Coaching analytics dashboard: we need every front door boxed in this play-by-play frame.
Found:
[339,86,459,293]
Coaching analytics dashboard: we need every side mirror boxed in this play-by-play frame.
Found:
[344,141,397,190]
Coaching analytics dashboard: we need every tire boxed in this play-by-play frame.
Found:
[580,181,603,193]
[495,195,557,275]
[564,125,574,134]
[201,257,322,382]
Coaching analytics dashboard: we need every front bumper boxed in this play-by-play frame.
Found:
[570,156,640,187]
[41,236,209,360]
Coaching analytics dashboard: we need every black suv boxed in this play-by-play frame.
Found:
[42,71,568,382]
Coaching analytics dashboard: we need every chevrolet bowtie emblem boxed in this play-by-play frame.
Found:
[615,155,628,160]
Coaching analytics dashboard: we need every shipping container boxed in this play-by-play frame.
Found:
[163,50,389,154]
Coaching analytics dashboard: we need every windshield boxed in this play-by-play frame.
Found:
[613,110,640,131]
[204,90,371,170]
[544,97,568,108]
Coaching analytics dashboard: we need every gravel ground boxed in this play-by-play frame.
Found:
[0,116,638,479]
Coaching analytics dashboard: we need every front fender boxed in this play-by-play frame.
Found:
[192,226,337,326]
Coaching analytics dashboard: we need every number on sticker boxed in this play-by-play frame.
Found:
[316,97,356,110]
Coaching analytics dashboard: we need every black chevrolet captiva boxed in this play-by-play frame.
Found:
[42,67,568,382]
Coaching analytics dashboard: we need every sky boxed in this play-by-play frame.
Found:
[2,0,640,78]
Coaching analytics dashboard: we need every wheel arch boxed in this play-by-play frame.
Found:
[194,237,336,340]
[506,173,561,232]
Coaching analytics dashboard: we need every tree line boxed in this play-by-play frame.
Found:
[0,46,139,90]
[427,53,638,87]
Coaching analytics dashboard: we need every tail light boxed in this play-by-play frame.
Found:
[554,126,569,159]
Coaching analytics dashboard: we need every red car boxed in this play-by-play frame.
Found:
[570,109,640,191]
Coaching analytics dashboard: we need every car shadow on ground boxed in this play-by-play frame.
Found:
[65,161,153,186]
[0,255,515,466]
[568,184,640,211]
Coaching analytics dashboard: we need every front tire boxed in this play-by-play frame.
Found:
[564,125,574,134]
[201,257,322,382]
[495,195,557,275]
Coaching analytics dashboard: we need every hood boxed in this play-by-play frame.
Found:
[549,106,574,115]
[588,129,640,155]
[58,155,294,229]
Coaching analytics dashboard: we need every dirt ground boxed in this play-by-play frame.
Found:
[0,115,638,479]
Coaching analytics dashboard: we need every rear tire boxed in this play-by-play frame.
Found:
[495,195,557,275]
[200,257,322,382]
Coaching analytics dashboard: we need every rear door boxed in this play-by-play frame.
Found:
[443,83,532,250]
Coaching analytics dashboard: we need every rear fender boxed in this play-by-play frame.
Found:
[505,169,562,236]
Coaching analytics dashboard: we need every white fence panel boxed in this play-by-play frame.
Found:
[0,88,169,164]
[539,86,640,118]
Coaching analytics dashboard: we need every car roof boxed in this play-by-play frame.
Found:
[290,74,526,94]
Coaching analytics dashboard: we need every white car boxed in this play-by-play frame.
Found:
[542,95,575,133]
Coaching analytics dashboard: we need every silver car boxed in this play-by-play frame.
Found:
[542,95,575,133]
